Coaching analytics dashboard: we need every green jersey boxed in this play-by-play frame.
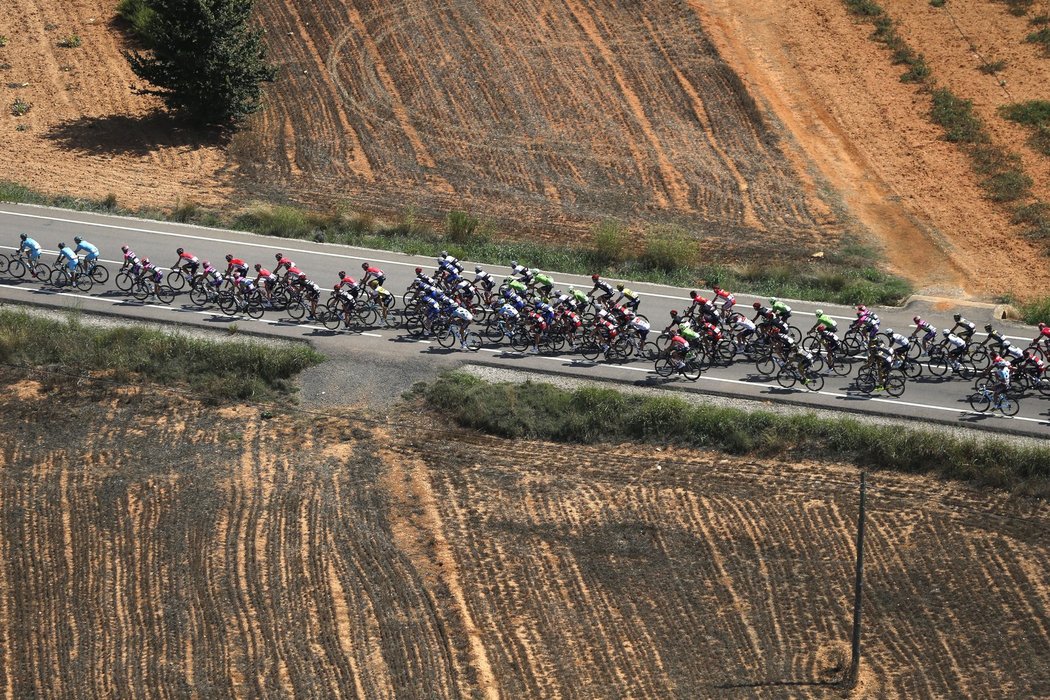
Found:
[680,326,700,342]
[569,288,587,304]
[508,279,528,293]
[815,313,837,331]
[772,300,791,315]
[534,273,553,287]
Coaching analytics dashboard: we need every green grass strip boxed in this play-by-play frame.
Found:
[0,309,323,402]
[422,372,1050,496]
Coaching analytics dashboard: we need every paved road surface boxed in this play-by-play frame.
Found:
[1,202,1047,437]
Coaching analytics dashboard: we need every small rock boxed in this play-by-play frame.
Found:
[811,251,825,258]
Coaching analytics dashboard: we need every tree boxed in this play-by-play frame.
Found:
[124,0,276,126]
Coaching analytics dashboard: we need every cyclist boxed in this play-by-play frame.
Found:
[791,346,817,386]
[527,308,548,354]
[224,254,249,279]
[335,270,358,291]
[623,309,651,343]
[730,312,757,350]
[253,263,277,303]
[884,328,910,359]
[332,282,360,328]
[233,271,258,300]
[295,273,322,320]
[751,301,771,323]
[942,329,968,370]
[869,340,896,391]
[366,279,394,323]
[567,285,588,310]
[72,237,99,271]
[949,314,976,342]
[853,306,880,339]
[509,260,532,280]
[449,304,474,351]
[612,283,640,312]
[360,262,386,287]
[505,276,529,297]
[667,332,692,372]
[1029,322,1050,352]
[588,274,615,303]
[55,242,79,283]
[688,292,717,324]
[139,257,164,298]
[812,309,838,334]
[989,355,1012,405]
[274,253,296,275]
[712,285,736,316]
[173,247,200,278]
[473,265,496,300]
[910,316,937,350]
[200,261,224,293]
[120,245,140,270]
[770,298,792,321]
[17,233,42,264]
[593,309,621,354]
[814,323,844,374]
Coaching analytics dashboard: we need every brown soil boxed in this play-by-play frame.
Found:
[0,0,232,208]
[697,0,1050,297]
[1,375,1048,696]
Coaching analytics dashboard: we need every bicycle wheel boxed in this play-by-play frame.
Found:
[969,346,990,371]
[317,307,342,330]
[579,340,602,361]
[654,357,675,377]
[0,254,8,274]
[245,299,265,320]
[855,369,877,394]
[189,285,211,308]
[166,269,186,290]
[956,360,977,380]
[967,392,991,413]
[755,356,777,377]
[463,331,482,352]
[801,335,822,353]
[74,273,93,292]
[926,353,949,377]
[89,264,110,285]
[155,285,175,304]
[436,324,457,348]
[287,300,307,320]
[509,330,532,353]
[828,355,852,376]
[131,279,150,301]
[998,396,1020,416]
[355,305,378,328]
[900,358,922,379]
[775,368,798,389]
[218,292,238,316]
[640,341,662,361]
[483,320,506,343]
[405,315,426,337]
[115,271,134,291]
[681,359,702,381]
[884,376,906,397]
[7,258,26,279]
[802,372,825,392]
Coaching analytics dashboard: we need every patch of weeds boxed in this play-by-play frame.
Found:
[101,193,118,211]
[845,0,884,17]
[15,124,28,132]
[171,199,199,223]
[57,34,82,49]
[998,0,1035,16]
[0,35,8,48]
[929,0,946,6]
[640,225,697,273]
[900,55,931,83]
[10,98,30,117]
[1013,201,1050,240]
[232,204,320,239]
[999,101,1050,156]
[930,88,986,143]
[981,169,1033,202]
[1031,14,1050,25]
[1027,27,1050,55]
[43,22,58,31]
[445,210,482,244]
[978,59,1008,74]
[1018,296,1050,324]
[591,219,631,265]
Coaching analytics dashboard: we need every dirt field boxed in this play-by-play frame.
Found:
[1,374,1048,697]
[1,0,1047,293]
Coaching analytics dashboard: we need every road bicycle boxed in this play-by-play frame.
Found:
[1,249,50,281]
[218,289,265,319]
[774,363,825,392]
[165,266,198,291]
[854,367,907,397]
[130,277,176,304]
[77,258,110,285]
[653,347,703,381]
[967,385,1020,416]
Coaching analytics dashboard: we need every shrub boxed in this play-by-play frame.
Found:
[10,98,30,117]
[930,0,946,6]
[57,34,82,48]
[1018,296,1050,324]
[445,210,481,244]
[1000,101,1050,155]
[978,59,1007,74]
[591,219,632,265]
[982,169,1033,202]
[0,35,8,48]
[930,88,986,144]
[171,199,199,222]
[845,0,884,17]
[233,205,317,239]
[116,0,158,45]
[1027,27,1050,54]
[640,225,696,272]
[1013,201,1050,240]
[900,55,931,83]
[998,0,1035,15]
[102,193,118,210]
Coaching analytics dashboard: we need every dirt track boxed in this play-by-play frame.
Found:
[1,376,1048,697]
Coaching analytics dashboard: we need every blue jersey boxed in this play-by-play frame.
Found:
[75,241,99,256]
[20,237,41,253]
[59,246,77,262]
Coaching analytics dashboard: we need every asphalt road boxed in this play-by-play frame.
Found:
[2,201,1048,438]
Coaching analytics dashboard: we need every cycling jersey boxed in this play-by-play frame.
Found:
[771,301,791,316]
[887,332,909,349]
[590,279,614,296]
[507,279,528,294]
[75,241,99,259]
[58,246,77,270]
[337,275,357,289]
[670,335,690,351]
[680,326,701,343]
[497,303,519,320]
[732,316,756,333]
[275,257,295,271]
[533,273,553,289]
[815,313,838,332]
[944,333,966,350]
[569,288,587,305]
[19,237,41,259]
[473,271,494,290]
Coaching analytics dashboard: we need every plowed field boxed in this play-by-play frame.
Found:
[244,0,837,253]
[2,375,1049,696]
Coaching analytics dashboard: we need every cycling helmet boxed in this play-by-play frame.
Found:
[362,262,369,270]
[253,263,262,271]
[591,273,600,281]
[225,254,233,262]
[202,261,210,268]
[670,309,678,317]
[475,265,483,273]
[713,285,722,292]
[616,283,625,291]
[415,267,423,274]
[510,260,518,267]
[142,257,150,265]
[856,310,864,317]
[885,328,893,335]
[857,305,867,312]
[19,233,26,241]
[942,329,951,337]
[913,316,921,324]
[121,245,129,252]
[753,302,761,310]
[568,285,575,292]
[177,247,184,255]
[953,314,962,321]
[770,297,778,304]
[815,309,823,316]
[984,324,994,332]
[1039,322,1047,329]
[816,324,826,332]
[440,250,449,258]
[298,273,307,280]
[690,290,700,299]
[338,270,346,278]
[58,242,66,249]
[74,236,82,243]
[275,252,283,260]
[368,279,378,288]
